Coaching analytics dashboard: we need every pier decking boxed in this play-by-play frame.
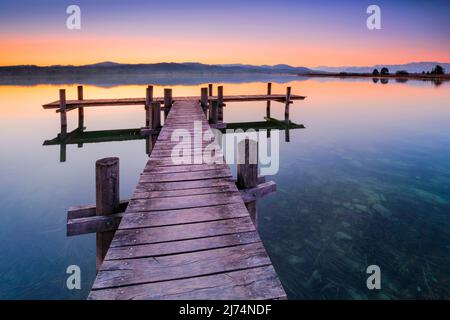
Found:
[87,99,286,300]
[44,83,306,299]
[42,93,305,109]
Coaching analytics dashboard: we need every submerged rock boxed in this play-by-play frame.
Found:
[373,203,392,218]
[334,231,353,241]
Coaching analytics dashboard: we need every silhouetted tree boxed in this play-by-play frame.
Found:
[380,67,389,75]
[396,70,409,75]
[372,69,379,75]
[431,65,445,75]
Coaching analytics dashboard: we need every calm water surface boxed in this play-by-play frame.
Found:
[0,79,449,299]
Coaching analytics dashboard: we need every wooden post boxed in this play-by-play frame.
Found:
[237,139,258,189]
[77,86,84,130]
[145,85,153,127]
[151,102,161,129]
[95,157,120,271]
[237,138,258,226]
[284,86,291,122]
[208,83,213,97]
[266,82,272,118]
[210,100,218,124]
[201,87,208,114]
[217,86,224,121]
[59,89,67,137]
[164,88,173,119]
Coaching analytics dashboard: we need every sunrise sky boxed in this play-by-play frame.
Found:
[0,0,449,67]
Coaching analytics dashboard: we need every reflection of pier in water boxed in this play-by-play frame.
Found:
[43,84,305,162]
[42,83,306,300]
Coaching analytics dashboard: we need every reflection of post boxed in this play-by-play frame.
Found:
[210,100,218,124]
[77,85,84,130]
[218,86,224,121]
[145,85,153,127]
[237,139,258,227]
[60,89,67,137]
[60,143,67,162]
[201,88,208,115]
[266,82,272,118]
[284,86,291,122]
[146,134,158,156]
[285,127,290,142]
[208,83,213,97]
[164,88,173,119]
[95,157,120,271]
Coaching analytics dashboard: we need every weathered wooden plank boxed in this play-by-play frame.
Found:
[106,231,260,260]
[240,181,277,203]
[67,212,124,236]
[67,200,129,220]
[110,216,255,247]
[89,265,285,300]
[135,177,235,191]
[93,242,269,289]
[43,94,305,109]
[126,191,243,212]
[144,163,228,173]
[119,202,249,229]
[132,184,236,199]
[139,168,231,183]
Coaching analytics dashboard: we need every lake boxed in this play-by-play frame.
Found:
[0,78,449,299]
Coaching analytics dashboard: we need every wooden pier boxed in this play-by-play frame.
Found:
[45,84,306,300]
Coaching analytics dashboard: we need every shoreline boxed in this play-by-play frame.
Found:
[298,72,450,81]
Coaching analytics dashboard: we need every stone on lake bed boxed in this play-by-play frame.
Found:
[334,231,353,241]
[373,203,392,218]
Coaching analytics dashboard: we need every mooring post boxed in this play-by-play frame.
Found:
[208,83,213,97]
[266,82,272,118]
[201,87,208,114]
[284,86,291,122]
[95,157,120,271]
[237,138,258,226]
[210,100,219,124]
[145,85,154,127]
[77,85,84,131]
[151,101,161,130]
[59,89,67,137]
[164,88,173,119]
[217,86,224,121]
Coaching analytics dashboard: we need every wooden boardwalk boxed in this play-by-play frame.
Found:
[88,99,287,300]
[43,93,305,109]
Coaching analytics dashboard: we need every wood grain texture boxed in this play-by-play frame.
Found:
[89,98,286,300]
[89,265,285,300]
[93,242,270,289]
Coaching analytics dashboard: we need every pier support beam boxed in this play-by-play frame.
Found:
[77,86,84,130]
[145,85,153,127]
[201,87,208,115]
[151,102,161,130]
[266,82,272,118]
[208,83,213,97]
[164,88,173,119]
[218,86,224,121]
[284,86,291,122]
[59,89,67,137]
[95,157,120,271]
[237,138,258,226]
[210,100,219,124]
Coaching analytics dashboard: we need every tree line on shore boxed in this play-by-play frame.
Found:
[372,65,445,76]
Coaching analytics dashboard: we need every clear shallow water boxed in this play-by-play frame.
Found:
[0,79,449,299]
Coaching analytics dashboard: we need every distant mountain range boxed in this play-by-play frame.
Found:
[312,62,449,74]
[0,62,315,76]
